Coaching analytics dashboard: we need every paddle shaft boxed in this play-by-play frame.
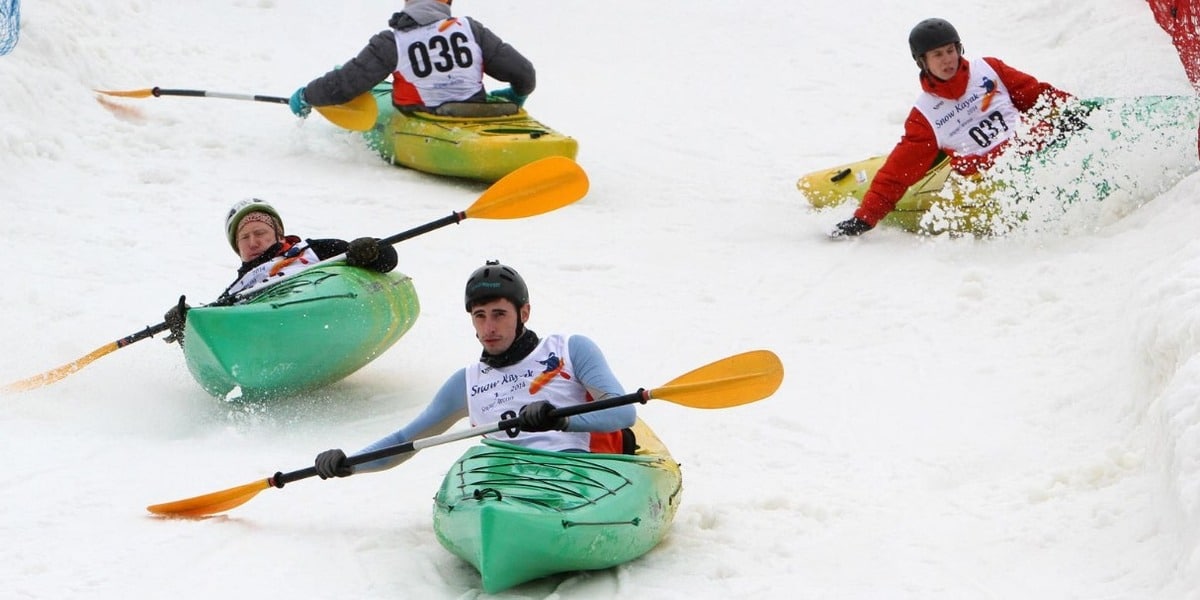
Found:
[149,87,288,105]
[117,322,171,347]
[268,388,652,488]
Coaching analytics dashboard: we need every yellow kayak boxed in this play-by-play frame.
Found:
[363,82,578,182]
[798,96,1200,235]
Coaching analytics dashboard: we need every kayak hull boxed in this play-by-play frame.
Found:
[432,420,681,593]
[182,266,419,398]
[364,84,578,182]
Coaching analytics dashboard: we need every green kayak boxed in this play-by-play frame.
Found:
[182,265,419,399]
[797,95,1200,234]
[432,420,682,593]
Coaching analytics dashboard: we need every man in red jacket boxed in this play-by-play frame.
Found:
[832,18,1078,237]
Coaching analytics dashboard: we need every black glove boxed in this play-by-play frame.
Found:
[1054,100,1095,138]
[315,449,354,479]
[163,295,190,345]
[345,237,381,267]
[518,400,568,432]
[830,217,873,238]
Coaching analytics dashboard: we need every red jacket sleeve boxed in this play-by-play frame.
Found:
[854,108,942,226]
[983,56,1071,111]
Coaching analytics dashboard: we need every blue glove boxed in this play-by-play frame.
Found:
[489,87,528,108]
[288,87,312,118]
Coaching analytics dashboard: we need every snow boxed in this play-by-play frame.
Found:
[2,1,1199,598]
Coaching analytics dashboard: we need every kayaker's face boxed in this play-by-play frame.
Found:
[470,298,529,355]
[236,220,281,262]
[923,42,960,81]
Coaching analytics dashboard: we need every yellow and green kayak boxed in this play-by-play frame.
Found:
[797,96,1200,234]
[363,83,578,182]
[182,265,419,399]
[432,419,682,593]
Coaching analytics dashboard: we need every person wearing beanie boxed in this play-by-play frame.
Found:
[287,0,536,118]
[161,198,398,345]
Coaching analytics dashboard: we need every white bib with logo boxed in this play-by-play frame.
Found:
[465,334,591,451]
[914,59,1021,157]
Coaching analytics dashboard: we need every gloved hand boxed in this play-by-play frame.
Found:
[488,87,528,108]
[315,449,354,479]
[345,237,380,267]
[163,295,190,345]
[518,400,567,432]
[289,87,312,118]
[830,217,874,238]
[1054,99,1095,136]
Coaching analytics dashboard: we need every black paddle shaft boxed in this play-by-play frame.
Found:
[267,388,651,489]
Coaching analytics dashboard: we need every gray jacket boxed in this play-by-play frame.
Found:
[302,1,535,108]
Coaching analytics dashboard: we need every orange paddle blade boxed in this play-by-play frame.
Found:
[313,92,378,132]
[2,342,120,393]
[94,88,156,98]
[147,479,273,519]
[465,157,588,220]
[649,350,784,409]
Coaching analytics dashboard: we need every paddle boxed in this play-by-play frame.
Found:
[1,156,588,394]
[0,324,171,394]
[223,155,589,304]
[146,349,784,518]
[93,86,378,132]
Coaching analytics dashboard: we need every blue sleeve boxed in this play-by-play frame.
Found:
[564,335,636,432]
[353,369,469,473]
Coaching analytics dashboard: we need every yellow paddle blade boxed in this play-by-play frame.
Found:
[649,350,784,409]
[465,157,588,220]
[94,88,156,98]
[147,478,273,518]
[2,342,120,393]
[313,91,378,132]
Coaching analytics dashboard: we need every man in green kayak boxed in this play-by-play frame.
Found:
[287,0,536,117]
[831,17,1085,238]
[312,260,637,479]
[162,198,397,344]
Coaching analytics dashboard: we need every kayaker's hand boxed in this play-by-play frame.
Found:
[345,237,381,267]
[488,87,528,108]
[518,401,568,432]
[830,217,873,239]
[163,295,189,345]
[289,87,312,118]
[315,449,354,479]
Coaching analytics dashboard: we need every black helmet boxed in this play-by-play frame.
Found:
[908,18,960,59]
[464,260,528,311]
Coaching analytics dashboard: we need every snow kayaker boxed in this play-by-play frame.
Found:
[162,198,396,345]
[287,0,536,117]
[312,260,637,480]
[831,17,1088,238]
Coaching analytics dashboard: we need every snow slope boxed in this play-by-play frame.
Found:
[1,1,1199,598]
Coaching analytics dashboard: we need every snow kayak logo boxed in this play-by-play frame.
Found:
[529,352,570,394]
[979,77,999,111]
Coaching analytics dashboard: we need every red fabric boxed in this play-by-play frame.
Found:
[1148,0,1200,88]
[391,74,422,107]
[855,58,1071,226]
[1146,0,1200,158]
[588,431,624,454]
